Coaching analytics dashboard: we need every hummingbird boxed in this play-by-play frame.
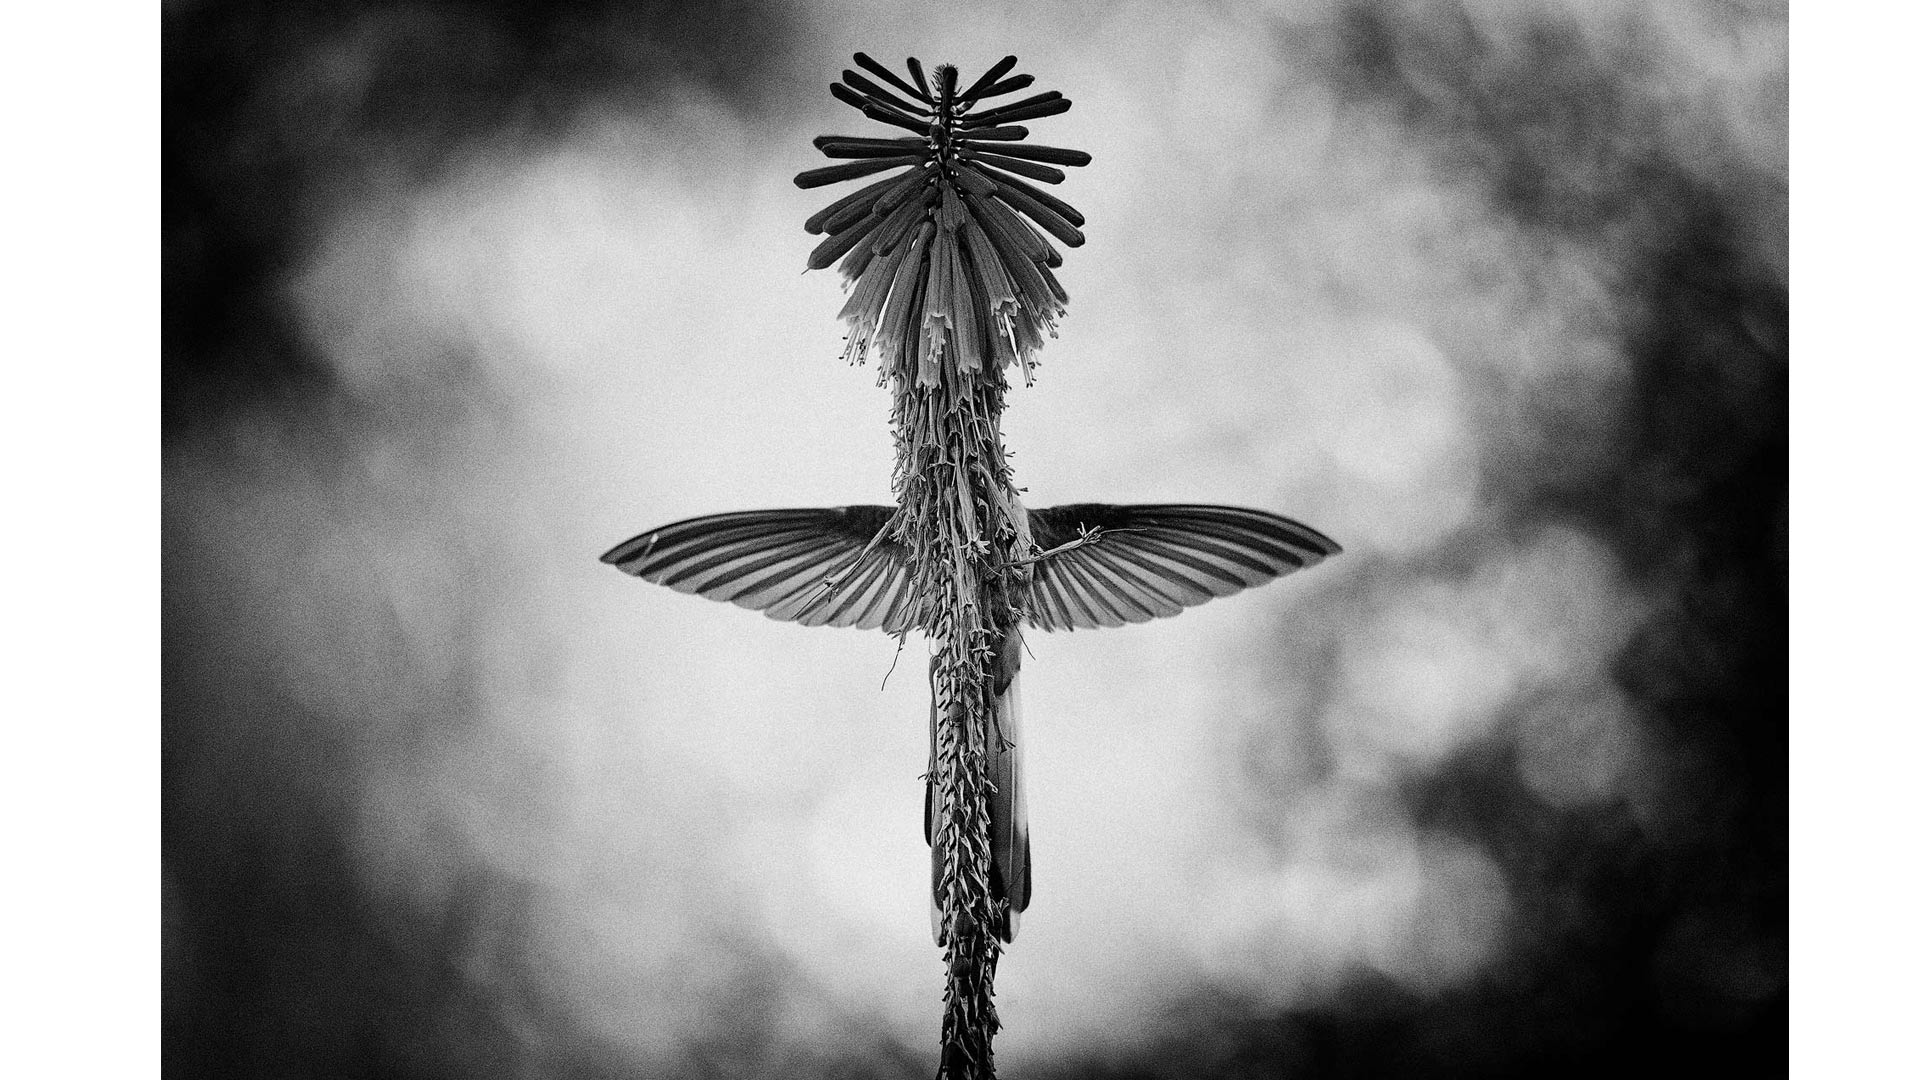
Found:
[601,54,1339,1079]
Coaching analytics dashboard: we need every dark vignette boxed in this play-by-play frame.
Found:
[164,1,1786,1076]
[1033,4,1785,1077]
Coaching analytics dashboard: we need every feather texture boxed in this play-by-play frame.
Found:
[1021,504,1342,632]
[603,502,1341,637]
[600,506,914,632]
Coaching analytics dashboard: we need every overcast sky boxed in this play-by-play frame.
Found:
[164,1,1787,1075]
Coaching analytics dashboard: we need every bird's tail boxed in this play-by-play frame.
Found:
[928,625,1030,945]
[987,625,1029,941]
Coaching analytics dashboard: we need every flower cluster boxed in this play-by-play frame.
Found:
[796,54,1090,386]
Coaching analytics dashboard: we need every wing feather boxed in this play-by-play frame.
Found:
[1022,569,1063,632]
[1073,548,1165,622]
[1116,531,1257,591]
[1023,503,1340,631]
[760,547,867,620]
[1038,570,1076,632]
[808,553,892,628]
[602,506,916,632]
[1047,555,1108,629]
[1051,550,1132,627]
[696,541,844,601]
[1081,547,1186,618]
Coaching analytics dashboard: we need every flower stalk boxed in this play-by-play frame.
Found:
[797,53,1091,1078]
[606,67,1341,1066]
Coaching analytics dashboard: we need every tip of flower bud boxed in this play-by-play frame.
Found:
[959,56,1018,102]
[961,72,1035,103]
[852,52,932,105]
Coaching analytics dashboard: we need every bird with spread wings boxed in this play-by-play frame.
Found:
[602,55,1339,1080]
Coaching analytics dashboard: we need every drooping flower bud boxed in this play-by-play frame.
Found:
[795,56,1090,387]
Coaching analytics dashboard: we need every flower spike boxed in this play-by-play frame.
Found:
[795,55,1091,387]
[615,51,1345,1080]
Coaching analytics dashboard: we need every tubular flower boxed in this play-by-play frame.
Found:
[797,54,1090,386]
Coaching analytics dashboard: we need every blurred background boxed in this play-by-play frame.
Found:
[162,0,1785,1076]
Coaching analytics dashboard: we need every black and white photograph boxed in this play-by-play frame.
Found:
[145,0,1807,1075]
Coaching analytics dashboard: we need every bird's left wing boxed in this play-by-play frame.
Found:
[601,506,916,631]
[1022,503,1341,631]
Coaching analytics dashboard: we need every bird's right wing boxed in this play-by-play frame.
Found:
[1021,503,1340,631]
[601,506,917,631]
